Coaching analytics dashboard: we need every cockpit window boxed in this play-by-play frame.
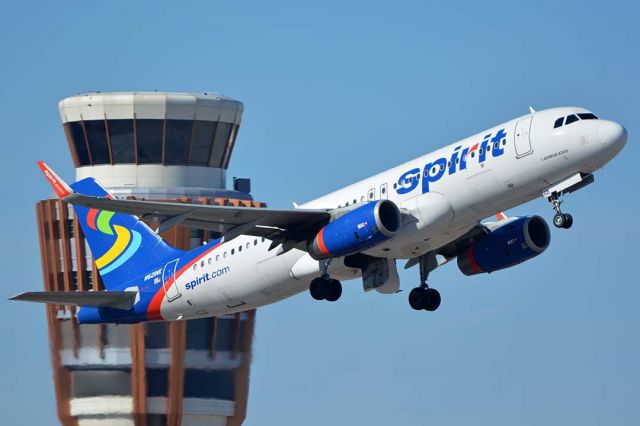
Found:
[578,113,598,120]
[565,114,579,125]
[553,117,564,128]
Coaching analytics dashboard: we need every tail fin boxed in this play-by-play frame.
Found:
[38,162,185,290]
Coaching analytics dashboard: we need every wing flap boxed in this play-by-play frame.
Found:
[66,193,331,237]
[10,291,137,310]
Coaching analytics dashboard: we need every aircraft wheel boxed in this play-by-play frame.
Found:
[325,279,342,302]
[409,287,427,310]
[310,277,327,300]
[562,213,573,229]
[553,213,566,228]
[424,288,441,311]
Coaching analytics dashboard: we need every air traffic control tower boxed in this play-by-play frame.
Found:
[36,92,262,426]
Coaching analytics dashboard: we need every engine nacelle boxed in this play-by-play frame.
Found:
[308,200,402,260]
[457,215,551,276]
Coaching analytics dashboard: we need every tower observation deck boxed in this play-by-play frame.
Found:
[37,92,262,426]
[59,92,246,198]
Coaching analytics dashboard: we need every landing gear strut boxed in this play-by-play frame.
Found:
[408,253,441,312]
[309,259,343,302]
[548,192,573,229]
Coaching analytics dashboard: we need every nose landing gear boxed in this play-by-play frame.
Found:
[549,192,573,229]
[408,253,441,312]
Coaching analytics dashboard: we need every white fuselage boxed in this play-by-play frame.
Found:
[156,107,627,320]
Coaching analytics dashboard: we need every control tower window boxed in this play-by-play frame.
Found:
[107,119,135,163]
[565,114,579,125]
[146,369,168,397]
[67,122,91,165]
[209,122,233,167]
[72,370,131,397]
[190,121,216,166]
[136,119,164,163]
[164,119,192,165]
[184,369,234,400]
[553,117,564,128]
[84,120,111,165]
[578,113,598,120]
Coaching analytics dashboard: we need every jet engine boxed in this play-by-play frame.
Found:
[457,215,551,276]
[308,200,402,260]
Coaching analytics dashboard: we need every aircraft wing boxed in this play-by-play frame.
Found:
[64,192,332,242]
[10,291,137,310]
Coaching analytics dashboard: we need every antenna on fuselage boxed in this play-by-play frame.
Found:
[529,106,536,114]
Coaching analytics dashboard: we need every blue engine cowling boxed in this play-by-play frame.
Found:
[308,200,402,260]
[457,215,551,276]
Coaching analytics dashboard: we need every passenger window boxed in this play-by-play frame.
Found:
[381,187,386,194]
[201,261,205,267]
[353,199,356,204]
[223,252,227,258]
[231,249,235,255]
[578,113,598,120]
[554,117,564,128]
[565,114,579,125]
[193,264,197,271]
[471,151,475,158]
[208,258,212,265]
[487,144,491,151]
[254,239,257,246]
[216,254,220,261]
[246,242,250,249]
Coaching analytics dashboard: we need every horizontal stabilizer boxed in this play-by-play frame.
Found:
[9,291,137,310]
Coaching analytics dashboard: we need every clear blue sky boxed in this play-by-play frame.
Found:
[1,1,638,424]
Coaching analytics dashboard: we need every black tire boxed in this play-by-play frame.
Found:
[562,213,573,229]
[553,213,565,228]
[325,279,342,302]
[309,277,327,300]
[409,287,426,310]
[424,288,441,311]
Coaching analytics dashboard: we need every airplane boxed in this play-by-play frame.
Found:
[11,106,627,323]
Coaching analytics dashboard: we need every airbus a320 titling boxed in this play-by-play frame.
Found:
[12,107,627,322]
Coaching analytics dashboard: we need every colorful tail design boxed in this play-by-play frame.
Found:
[36,160,186,291]
[67,177,185,290]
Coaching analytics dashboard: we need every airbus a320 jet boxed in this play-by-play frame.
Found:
[12,107,627,323]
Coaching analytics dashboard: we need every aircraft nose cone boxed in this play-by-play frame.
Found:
[598,120,628,151]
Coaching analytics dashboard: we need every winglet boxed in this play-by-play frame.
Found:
[495,212,508,221]
[37,161,72,199]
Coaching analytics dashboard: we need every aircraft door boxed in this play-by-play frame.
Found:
[162,259,181,302]
[514,117,533,158]
[380,183,388,199]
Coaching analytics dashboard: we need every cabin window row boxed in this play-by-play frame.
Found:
[193,238,266,270]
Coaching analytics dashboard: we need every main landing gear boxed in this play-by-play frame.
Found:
[408,253,441,312]
[548,192,573,229]
[309,259,343,302]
